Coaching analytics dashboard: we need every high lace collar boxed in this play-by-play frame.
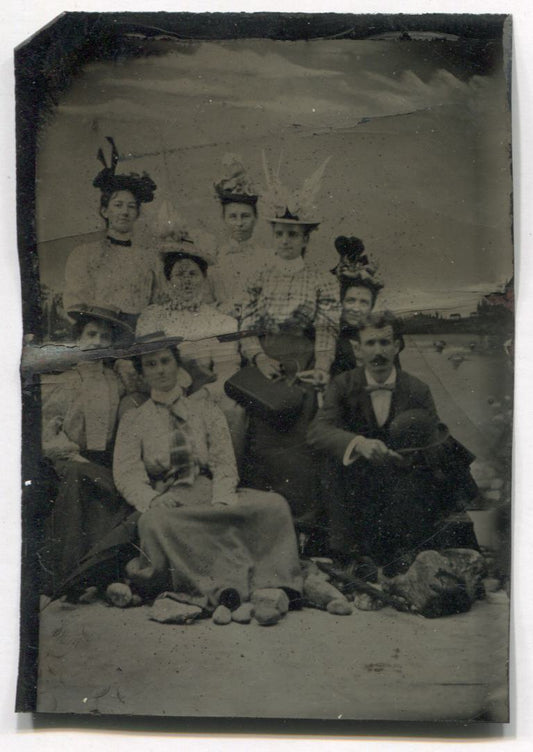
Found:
[271,254,306,275]
[166,297,203,313]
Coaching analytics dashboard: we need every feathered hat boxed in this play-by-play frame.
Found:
[214,153,258,207]
[93,136,157,203]
[154,200,216,274]
[332,235,384,294]
[262,151,330,227]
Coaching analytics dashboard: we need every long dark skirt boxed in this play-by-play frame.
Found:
[241,332,323,533]
[41,455,130,594]
[125,486,303,605]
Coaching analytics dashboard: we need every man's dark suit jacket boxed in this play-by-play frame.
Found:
[307,367,437,461]
[307,367,478,559]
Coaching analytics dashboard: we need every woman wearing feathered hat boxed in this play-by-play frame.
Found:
[208,154,268,320]
[62,137,158,331]
[238,155,340,539]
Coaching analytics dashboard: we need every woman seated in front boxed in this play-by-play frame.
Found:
[112,336,302,626]
[40,305,134,593]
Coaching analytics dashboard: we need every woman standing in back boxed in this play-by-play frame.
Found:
[238,158,340,545]
[63,137,158,332]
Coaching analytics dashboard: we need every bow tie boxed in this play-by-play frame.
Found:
[365,383,394,393]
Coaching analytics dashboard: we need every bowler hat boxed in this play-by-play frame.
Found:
[388,409,449,454]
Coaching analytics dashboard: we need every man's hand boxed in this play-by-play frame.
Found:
[353,437,402,465]
[254,353,282,380]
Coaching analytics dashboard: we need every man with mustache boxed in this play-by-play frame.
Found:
[307,311,479,577]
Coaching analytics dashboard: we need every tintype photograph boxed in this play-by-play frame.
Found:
[16,12,513,722]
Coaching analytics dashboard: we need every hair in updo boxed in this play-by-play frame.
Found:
[72,315,114,343]
[99,189,142,218]
[340,276,381,307]
[163,251,208,280]
[132,345,182,374]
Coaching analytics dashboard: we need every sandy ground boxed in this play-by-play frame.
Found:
[36,591,509,722]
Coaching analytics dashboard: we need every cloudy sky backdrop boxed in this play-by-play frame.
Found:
[36,36,512,314]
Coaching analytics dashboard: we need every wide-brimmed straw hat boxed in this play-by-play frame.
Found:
[388,410,449,454]
[66,304,135,342]
[123,330,184,359]
[265,208,321,228]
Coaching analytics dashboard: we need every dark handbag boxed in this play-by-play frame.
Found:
[224,365,305,427]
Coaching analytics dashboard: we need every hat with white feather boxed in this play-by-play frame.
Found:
[262,151,330,228]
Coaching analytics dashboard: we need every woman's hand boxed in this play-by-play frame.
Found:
[212,494,240,508]
[310,368,330,387]
[254,352,282,380]
[150,491,181,510]
[297,368,330,387]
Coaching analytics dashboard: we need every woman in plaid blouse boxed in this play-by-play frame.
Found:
[239,210,340,550]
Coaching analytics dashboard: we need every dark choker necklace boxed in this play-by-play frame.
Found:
[107,235,132,247]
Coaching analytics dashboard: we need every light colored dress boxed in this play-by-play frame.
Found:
[113,387,302,605]
[63,236,158,316]
[41,362,124,462]
[208,237,269,320]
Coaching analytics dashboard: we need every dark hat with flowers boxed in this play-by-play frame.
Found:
[332,235,384,296]
[93,137,157,204]
[214,153,258,207]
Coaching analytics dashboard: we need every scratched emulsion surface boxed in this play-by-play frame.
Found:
[29,25,512,720]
